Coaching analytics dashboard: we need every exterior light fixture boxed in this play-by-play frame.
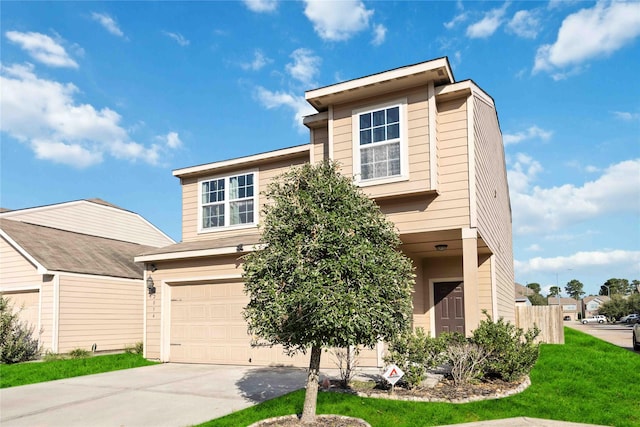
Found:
[146,276,156,295]
[236,244,244,252]
[435,244,448,252]
[150,263,157,272]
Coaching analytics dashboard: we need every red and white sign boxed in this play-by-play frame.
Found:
[382,364,404,385]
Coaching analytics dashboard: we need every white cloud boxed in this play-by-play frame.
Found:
[612,111,640,121]
[507,10,540,39]
[241,50,271,71]
[503,125,553,145]
[444,12,468,30]
[526,244,543,252]
[585,165,600,173]
[303,0,373,41]
[372,24,387,46]
[285,48,321,86]
[91,12,126,38]
[163,31,189,46]
[515,250,640,275]
[509,158,640,235]
[164,131,182,149]
[243,0,278,13]
[5,31,78,68]
[466,3,509,39]
[507,153,542,193]
[255,86,316,132]
[0,63,172,168]
[534,2,640,74]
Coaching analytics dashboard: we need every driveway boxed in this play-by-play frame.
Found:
[0,363,310,427]
[565,321,638,353]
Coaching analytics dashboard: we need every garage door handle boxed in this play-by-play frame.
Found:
[170,343,181,346]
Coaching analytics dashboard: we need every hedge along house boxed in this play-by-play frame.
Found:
[136,57,514,367]
[0,199,175,353]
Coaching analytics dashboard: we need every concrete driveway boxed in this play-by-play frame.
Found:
[0,363,310,427]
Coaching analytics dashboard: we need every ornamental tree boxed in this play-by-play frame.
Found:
[242,161,415,423]
[564,279,585,300]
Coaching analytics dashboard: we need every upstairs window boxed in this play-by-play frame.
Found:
[200,172,256,230]
[353,100,407,183]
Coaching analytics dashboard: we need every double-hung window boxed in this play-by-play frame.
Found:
[354,100,406,183]
[200,172,256,230]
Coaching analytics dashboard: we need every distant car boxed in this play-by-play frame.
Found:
[620,313,639,324]
[582,315,607,324]
[633,319,640,351]
[563,315,571,321]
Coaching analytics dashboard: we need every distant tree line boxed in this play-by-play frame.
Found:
[523,277,639,306]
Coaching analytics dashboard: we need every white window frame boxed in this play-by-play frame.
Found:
[197,170,258,233]
[352,98,409,186]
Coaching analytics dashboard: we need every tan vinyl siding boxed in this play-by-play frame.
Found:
[3,202,173,247]
[330,88,431,199]
[57,275,143,353]
[0,237,42,288]
[181,155,308,242]
[312,127,329,163]
[40,276,54,351]
[477,254,493,315]
[378,96,470,234]
[472,94,515,323]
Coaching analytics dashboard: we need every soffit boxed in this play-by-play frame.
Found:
[306,58,454,112]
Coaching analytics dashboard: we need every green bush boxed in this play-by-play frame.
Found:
[472,311,540,382]
[0,296,40,364]
[384,328,448,388]
[444,342,487,386]
[68,348,91,359]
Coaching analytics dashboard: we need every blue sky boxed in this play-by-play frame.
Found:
[1,1,639,297]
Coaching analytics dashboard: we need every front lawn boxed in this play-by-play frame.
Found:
[0,353,158,388]
[201,328,640,427]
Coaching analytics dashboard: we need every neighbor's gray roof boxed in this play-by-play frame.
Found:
[1,219,154,279]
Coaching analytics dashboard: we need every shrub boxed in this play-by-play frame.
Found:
[68,348,91,359]
[384,328,448,389]
[124,342,144,355]
[42,351,65,362]
[0,296,40,364]
[331,347,360,388]
[472,311,540,382]
[444,342,487,386]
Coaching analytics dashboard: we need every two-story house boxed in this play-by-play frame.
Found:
[135,57,514,367]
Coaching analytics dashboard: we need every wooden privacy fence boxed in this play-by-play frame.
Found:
[516,305,564,344]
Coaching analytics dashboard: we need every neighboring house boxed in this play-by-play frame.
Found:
[136,57,514,367]
[549,297,580,320]
[0,199,174,353]
[582,295,610,318]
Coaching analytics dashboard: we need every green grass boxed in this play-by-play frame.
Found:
[200,328,640,427]
[0,353,158,388]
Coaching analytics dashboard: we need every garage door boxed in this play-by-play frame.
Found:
[168,282,381,367]
[5,290,39,332]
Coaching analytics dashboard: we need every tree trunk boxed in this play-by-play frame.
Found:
[300,345,322,424]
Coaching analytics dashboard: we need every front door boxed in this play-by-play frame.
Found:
[434,281,465,335]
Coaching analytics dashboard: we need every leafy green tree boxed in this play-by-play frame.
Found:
[528,293,547,306]
[526,283,541,294]
[242,161,415,423]
[631,280,640,294]
[564,279,585,300]
[600,278,631,296]
[548,286,561,298]
[598,295,630,320]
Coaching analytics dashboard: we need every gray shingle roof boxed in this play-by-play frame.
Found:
[137,234,261,257]
[1,219,154,279]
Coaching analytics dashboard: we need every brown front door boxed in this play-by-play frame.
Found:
[434,281,465,335]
